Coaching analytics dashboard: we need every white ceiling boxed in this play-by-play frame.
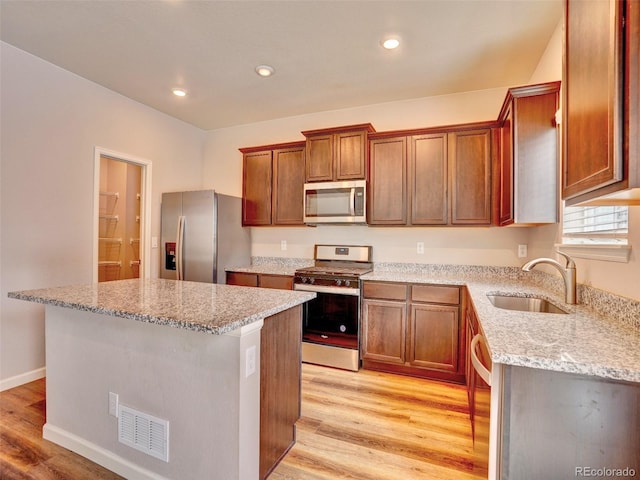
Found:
[0,0,562,131]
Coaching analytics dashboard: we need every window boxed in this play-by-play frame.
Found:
[562,206,628,244]
[560,204,631,263]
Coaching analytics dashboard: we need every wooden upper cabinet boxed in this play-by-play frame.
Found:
[449,129,492,225]
[368,136,407,225]
[563,0,640,204]
[410,133,448,225]
[302,124,375,182]
[368,126,490,227]
[496,82,560,226]
[272,146,305,225]
[240,142,305,226]
[242,150,273,226]
[304,134,333,182]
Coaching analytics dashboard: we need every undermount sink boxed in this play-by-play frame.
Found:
[487,294,568,314]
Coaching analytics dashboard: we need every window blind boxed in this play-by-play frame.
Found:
[562,206,628,244]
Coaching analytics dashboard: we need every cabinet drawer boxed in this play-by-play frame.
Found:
[411,285,460,305]
[259,274,293,290]
[226,272,259,287]
[362,282,407,301]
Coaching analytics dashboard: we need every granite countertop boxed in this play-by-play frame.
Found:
[8,278,315,335]
[362,269,640,383]
[226,264,300,277]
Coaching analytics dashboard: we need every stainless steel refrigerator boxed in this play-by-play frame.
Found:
[160,190,251,283]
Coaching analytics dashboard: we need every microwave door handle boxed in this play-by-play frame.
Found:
[349,188,356,216]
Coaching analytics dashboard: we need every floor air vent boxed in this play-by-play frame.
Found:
[118,404,169,462]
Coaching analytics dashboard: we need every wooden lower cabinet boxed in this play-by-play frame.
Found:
[260,305,302,479]
[408,303,459,372]
[226,272,293,290]
[361,299,407,364]
[226,271,259,287]
[361,281,465,382]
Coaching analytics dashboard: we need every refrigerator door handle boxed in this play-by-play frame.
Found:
[176,215,186,280]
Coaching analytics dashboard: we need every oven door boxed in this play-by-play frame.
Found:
[299,288,359,350]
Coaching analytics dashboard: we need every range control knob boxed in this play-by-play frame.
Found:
[309,277,315,284]
[345,280,351,287]
[336,279,343,286]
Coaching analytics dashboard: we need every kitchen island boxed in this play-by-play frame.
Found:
[9,278,315,480]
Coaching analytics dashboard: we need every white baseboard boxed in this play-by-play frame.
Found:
[43,423,169,480]
[0,367,46,392]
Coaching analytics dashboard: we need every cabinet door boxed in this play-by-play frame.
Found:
[368,136,407,225]
[335,130,367,180]
[449,129,492,225]
[410,133,448,225]
[273,146,305,225]
[243,151,273,226]
[361,299,407,365]
[305,134,334,182]
[563,0,624,200]
[408,303,459,372]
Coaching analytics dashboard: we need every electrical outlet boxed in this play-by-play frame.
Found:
[109,392,119,417]
[151,236,158,248]
[245,345,256,378]
[417,242,425,254]
[280,240,287,251]
[518,244,528,258]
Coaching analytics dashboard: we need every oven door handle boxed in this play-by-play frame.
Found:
[294,284,360,296]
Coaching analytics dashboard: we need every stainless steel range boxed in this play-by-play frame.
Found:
[293,245,372,371]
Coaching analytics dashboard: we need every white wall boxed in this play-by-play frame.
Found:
[0,42,205,386]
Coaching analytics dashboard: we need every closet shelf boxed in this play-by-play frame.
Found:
[98,261,121,267]
[99,214,119,221]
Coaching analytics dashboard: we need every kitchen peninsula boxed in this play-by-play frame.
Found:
[8,278,315,480]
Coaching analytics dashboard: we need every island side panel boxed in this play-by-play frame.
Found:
[260,304,302,479]
[500,365,640,479]
[43,305,261,480]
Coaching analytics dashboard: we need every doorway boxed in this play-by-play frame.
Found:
[94,148,152,282]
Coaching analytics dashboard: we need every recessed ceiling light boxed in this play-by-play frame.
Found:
[381,37,401,50]
[172,88,187,97]
[255,65,275,77]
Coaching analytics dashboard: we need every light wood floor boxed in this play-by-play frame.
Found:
[271,364,485,480]
[0,365,484,479]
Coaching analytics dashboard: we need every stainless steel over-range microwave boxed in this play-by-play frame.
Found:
[303,180,366,224]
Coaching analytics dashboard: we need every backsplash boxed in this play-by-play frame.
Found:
[250,257,640,330]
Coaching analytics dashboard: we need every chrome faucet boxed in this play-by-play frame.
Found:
[522,251,577,304]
